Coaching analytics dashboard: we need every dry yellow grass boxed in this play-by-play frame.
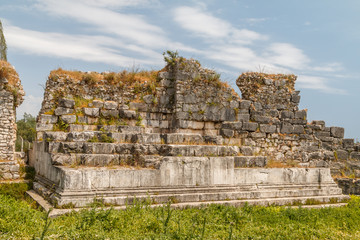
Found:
[0,60,20,87]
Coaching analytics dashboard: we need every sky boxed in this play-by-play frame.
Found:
[1,0,360,139]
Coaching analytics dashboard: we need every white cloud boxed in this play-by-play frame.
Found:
[297,75,346,94]
[34,0,192,53]
[264,43,310,70]
[5,24,162,66]
[173,6,265,44]
[173,5,345,94]
[17,95,43,119]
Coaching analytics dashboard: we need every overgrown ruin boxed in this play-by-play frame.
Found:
[0,60,25,179]
[27,54,357,208]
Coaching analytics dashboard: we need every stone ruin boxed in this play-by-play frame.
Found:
[0,60,25,180]
[27,55,356,208]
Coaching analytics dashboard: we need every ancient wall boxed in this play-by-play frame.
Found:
[0,61,24,179]
[35,57,360,178]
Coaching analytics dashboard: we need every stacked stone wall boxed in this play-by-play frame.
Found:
[36,58,360,179]
[0,61,25,179]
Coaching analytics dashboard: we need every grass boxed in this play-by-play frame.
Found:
[0,183,360,239]
[0,60,23,106]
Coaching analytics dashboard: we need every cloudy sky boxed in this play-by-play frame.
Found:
[2,0,360,138]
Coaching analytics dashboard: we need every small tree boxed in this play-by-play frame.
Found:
[16,113,36,152]
[0,20,7,61]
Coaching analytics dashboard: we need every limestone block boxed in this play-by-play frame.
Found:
[84,108,100,117]
[350,152,360,161]
[61,115,76,124]
[101,109,119,118]
[259,124,276,133]
[252,115,272,124]
[280,123,293,134]
[119,109,136,119]
[129,102,147,111]
[39,114,58,124]
[59,98,75,108]
[236,114,250,122]
[250,132,266,138]
[242,122,258,132]
[240,146,253,156]
[44,132,68,141]
[143,94,154,104]
[104,101,118,110]
[240,100,251,109]
[330,127,344,138]
[234,156,267,167]
[336,150,348,161]
[281,110,294,119]
[222,121,242,130]
[295,110,307,119]
[92,100,104,108]
[343,139,354,149]
[293,125,305,134]
[220,129,234,138]
[54,107,74,116]
[36,123,54,131]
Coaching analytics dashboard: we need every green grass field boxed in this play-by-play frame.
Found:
[0,183,359,239]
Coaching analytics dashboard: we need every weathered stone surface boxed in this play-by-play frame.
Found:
[343,139,354,149]
[101,109,119,118]
[54,107,74,116]
[220,129,234,138]
[84,108,100,117]
[259,124,276,133]
[61,115,77,124]
[104,101,118,110]
[59,98,75,108]
[330,127,344,138]
[242,122,258,132]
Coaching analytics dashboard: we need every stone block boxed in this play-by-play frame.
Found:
[36,123,54,131]
[343,139,354,149]
[259,124,276,133]
[237,114,250,122]
[92,100,104,108]
[280,123,293,134]
[293,125,304,134]
[39,114,58,124]
[234,156,267,167]
[330,127,344,138]
[54,107,74,116]
[59,98,75,108]
[239,100,251,109]
[295,110,307,119]
[221,121,242,130]
[350,152,360,161]
[61,115,77,124]
[119,109,137,119]
[252,115,272,123]
[242,122,258,132]
[143,94,154,104]
[336,150,348,161]
[84,108,100,117]
[240,146,253,156]
[220,129,234,138]
[101,109,119,118]
[281,110,294,119]
[250,132,266,138]
[104,101,118,110]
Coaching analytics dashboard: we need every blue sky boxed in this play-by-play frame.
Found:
[1,0,360,139]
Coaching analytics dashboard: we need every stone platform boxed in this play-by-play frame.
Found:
[32,138,348,208]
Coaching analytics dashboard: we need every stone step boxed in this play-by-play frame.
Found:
[47,142,240,157]
[26,190,349,218]
[44,131,223,145]
[33,180,347,207]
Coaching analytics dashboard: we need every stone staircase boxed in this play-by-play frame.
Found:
[32,124,349,208]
